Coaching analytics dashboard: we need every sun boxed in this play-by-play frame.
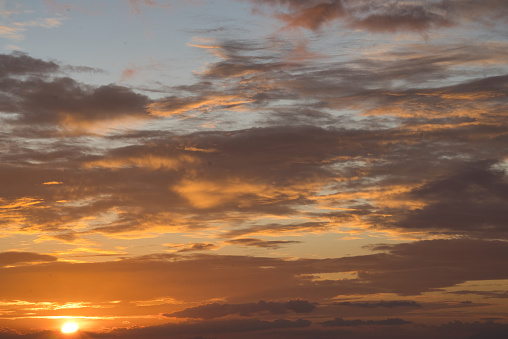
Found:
[61,321,79,334]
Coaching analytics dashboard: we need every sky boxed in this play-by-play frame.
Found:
[0,0,508,338]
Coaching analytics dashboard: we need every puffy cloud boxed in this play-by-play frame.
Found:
[0,53,151,133]
[0,52,58,77]
[10,78,150,129]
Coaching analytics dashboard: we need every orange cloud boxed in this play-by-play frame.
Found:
[147,95,253,117]
[85,154,200,170]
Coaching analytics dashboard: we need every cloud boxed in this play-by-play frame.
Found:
[171,243,219,253]
[12,79,151,128]
[2,320,508,339]
[42,181,62,185]
[147,94,253,116]
[0,52,59,77]
[445,290,508,299]
[1,106,507,241]
[0,251,57,267]
[98,318,311,338]
[1,109,507,242]
[23,33,506,240]
[379,161,508,237]
[357,239,508,295]
[224,222,332,238]
[0,15,62,40]
[322,317,412,326]
[164,299,316,319]
[225,238,301,248]
[249,0,508,33]
[0,53,151,134]
[128,0,171,15]
[336,300,422,308]
[0,239,506,305]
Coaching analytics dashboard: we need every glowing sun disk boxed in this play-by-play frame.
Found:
[61,322,79,333]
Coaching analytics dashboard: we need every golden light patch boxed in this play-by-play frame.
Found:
[61,321,79,333]
[173,179,270,209]
[42,181,63,185]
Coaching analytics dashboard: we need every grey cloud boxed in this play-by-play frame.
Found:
[0,251,57,267]
[0,53,151,132]
[94,318,311,338]
[13,78,150,125]
[336,300,422,308]
[2,118,507,240]
[249,0,508,33]
[352,5,452,33]
[62,64,104,73]
[0,239,506,304]
[1,120,507,240]
[355,239,508,295]
[224,222,332,238]
[3,39,508,242]
[445,290,508,299]
[0,52,59,77]
[322,317,412,326]
[225,238,301,248]
[175,243,218,253]
[384,161,508,237]
[164,299,316,319]
[2,320,508,339]
[0,319,310,339]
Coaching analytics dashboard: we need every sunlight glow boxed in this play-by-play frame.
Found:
[61,322,79,333]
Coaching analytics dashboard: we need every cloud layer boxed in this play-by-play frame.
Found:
[1,0,508,337]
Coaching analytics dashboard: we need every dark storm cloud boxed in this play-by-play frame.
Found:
[164,299,316,319]
[225,238,301,248]
[249,0,508,33]
[0,251,57,267]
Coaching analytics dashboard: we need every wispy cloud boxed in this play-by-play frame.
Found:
[248,0,508,33]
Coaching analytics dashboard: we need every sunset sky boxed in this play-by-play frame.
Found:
[1,1,508,338]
